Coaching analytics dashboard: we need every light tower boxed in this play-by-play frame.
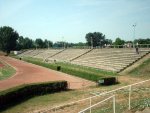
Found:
[91,37,93,49]
[133,23,137,48]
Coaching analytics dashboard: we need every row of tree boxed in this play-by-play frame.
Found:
[0,26,150,54]
[16,36,53,50]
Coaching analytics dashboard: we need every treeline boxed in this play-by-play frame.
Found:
[0,26,150,54]
[16,36,88,50]
[113,37,150,46]
[16,36,53,50]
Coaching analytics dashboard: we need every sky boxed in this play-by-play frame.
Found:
[0,0,150,43]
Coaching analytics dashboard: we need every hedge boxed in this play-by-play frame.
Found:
[98,77,118,86]
[0,81,68,111]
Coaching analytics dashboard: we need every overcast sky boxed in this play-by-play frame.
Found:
[0,0,150,43]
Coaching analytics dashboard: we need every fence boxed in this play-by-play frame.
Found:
[78,79,150,113]
[78,95,116,113]
[35,79,150,113]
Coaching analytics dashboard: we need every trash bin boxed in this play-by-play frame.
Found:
[57,66,61,71]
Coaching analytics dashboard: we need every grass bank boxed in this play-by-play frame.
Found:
[129,58,150,77]
[13,56,118,82]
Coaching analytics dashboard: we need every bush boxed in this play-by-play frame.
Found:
[98,77,118,86]
[0,81,68,111]
[57,66,61,71]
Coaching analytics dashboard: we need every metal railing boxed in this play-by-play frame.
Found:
[78,95,116,113]
[34,79,150,113]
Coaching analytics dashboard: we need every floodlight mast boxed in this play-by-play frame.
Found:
[133,23,136,48]
[91,37,93,49]
[48,41,49,49]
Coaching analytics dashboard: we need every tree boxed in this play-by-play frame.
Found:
[134,38,150,44]
[35,38,44,48]
[114,37,125,45]
[0,26,19,54]
[24,37,34,49]
[43,39,53,48]
[16,36,24,50]
[85,32,106,47]
[53,41,65,48]
[104,39,112,45]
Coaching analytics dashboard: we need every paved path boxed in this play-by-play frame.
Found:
[0,56,95,91]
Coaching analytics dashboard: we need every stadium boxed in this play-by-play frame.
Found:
[0,1,150,113]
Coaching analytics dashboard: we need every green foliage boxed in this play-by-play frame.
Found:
[129,58,150,77]
[134,38,150,47]
[16,36,35,50]
[0,81,68,111]
[16,56,117,82]
[35,38,45,48]
[98,77,118,86]
[114,37,125,46]
[16,37,53,50]
[85,32,112,47]
[0,26,19,54]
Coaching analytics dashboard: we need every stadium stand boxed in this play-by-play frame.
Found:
[19,48,150,72]
[71,48,150,72]
[47,48,91,62]
[34,49,64,60]
[19,49,34,57]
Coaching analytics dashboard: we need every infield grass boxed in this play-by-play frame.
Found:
[0,61,16,80]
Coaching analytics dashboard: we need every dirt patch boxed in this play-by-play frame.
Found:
[0,56,95,91]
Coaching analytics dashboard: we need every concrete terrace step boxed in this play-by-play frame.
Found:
[75,58,138,63]
[78,53,146,59]
[74,57,141,63]
[72,62,131,69]
[72,62,123,72]
[74,62,130,67]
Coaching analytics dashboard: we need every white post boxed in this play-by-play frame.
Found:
[113,96,116,113]
[55,106,57,113]
[128,85,132,110]
[90,97,92,113]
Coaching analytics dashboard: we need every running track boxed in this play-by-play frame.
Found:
[0,56,95,91]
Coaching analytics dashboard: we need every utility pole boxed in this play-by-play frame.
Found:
[91,37,93,49]
[48,41,49,49]
[62,37,65,49]
[133,23,137,48]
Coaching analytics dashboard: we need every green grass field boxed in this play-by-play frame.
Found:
[129,58,150,78]
[4,55,149,113]
[0,61,15,80]
[14,56,118,82]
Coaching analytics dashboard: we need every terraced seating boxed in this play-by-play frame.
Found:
[25,49,44,57]
[35,49,64,59]
[48,49,91,62]
[19,48,150,72]
[18,50,34,57]
[72,48,150,72]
